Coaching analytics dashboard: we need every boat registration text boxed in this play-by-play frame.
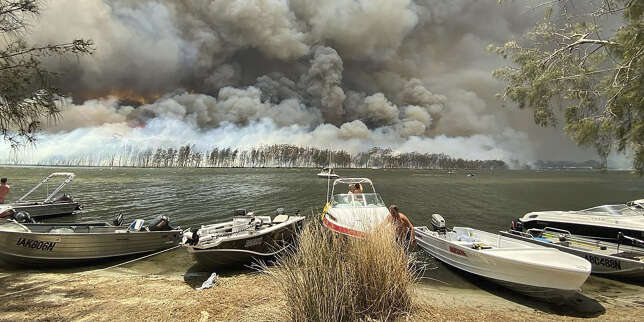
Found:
[584,254,621,270]
[449,246,467,257]
[15,238,57,251]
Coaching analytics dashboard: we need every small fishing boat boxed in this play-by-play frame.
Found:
[317,167,340,179]
[183,208,304,268]
[10,172,82,218]
[416,214,591,301]
[321,178,390,237]
[515,199,644,244]
[0,213,182,266]
[500,228,644,279]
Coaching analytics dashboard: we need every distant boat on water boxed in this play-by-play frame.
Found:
[317,167,339,179]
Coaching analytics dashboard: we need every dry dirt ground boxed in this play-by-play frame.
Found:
[0,268,642,322]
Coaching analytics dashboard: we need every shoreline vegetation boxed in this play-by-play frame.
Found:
[263,223,419,321]
[5,144,508,170]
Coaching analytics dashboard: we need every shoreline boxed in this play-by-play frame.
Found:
[0,164,617,171]
[1,262,641,321]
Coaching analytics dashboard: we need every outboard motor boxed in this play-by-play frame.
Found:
[235,208,248,216]
[276,207,286,216]
[186,227,200,246]
[113,214,124,226]
[510,219,523,232]
[431,214,446,233]
[55,194,74,203]
[148,215,173,231]
[13,211,36,224]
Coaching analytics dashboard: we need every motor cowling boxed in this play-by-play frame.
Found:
[113,214,124,226]
[431,214,446,233]
[511,219,524,232]
[148,215,172,231]
[13,211,35,223]
[55,194,74,203]
[186,227,200,246]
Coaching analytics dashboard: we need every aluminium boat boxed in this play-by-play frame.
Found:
[501,227,644,279]
[321,178,390,237]
[317,167,340,179]
[0,212,182,267]
[9,172,82,218]
[183,208,304,268]
[515,199,644,243]
[416,214,591,301]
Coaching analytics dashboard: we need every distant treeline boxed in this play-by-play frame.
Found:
[533,160,602,169]
[20,145,508,170]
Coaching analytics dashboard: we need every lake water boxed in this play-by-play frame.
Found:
[1,166,643,312]
[3,167,642,229]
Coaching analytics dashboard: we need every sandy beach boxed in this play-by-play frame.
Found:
[1,262,642,322]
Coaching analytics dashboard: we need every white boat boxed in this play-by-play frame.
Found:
[183,208,305,268]
[416,214,591,301]
[501,228,644,279]
[10,172,82,218]
[515,199,644,244]
[317,167,340,179]
[321,178,390,237]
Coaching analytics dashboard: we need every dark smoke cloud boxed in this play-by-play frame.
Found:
[13,0,615,165]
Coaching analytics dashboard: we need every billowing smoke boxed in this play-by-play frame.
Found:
[1,0,613,165]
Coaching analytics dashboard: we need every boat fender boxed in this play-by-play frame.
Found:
[431,214,446,233]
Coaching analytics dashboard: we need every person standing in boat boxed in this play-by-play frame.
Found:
[386,205,415,246]
[0,178,10,204]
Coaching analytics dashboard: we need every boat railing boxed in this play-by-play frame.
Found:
[542,227,573,236]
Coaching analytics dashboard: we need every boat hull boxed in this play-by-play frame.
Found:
[415,228,589,301]
[500,231,644,279]
[0,229,182,267]
[519,219,644,244]
[322,213,364,237]
[11,202,81,218]
[186,221,301,268]
[317,174,339,179]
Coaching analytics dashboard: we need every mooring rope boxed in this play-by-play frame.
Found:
[0,245,182,299]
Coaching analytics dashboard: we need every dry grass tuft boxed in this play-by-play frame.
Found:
[263,222,420,321]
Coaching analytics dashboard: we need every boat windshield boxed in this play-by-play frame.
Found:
[331,193,386,207]
[581,204,642,216]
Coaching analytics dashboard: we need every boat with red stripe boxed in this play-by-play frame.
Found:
[321,178,390,237]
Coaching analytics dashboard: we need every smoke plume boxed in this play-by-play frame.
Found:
[0,0,614,166]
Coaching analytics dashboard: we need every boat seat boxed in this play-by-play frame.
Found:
[273,215,289,224]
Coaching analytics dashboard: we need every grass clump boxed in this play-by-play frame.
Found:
[263,222,420,321]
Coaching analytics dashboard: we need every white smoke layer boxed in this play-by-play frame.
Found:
[0,0,619,165]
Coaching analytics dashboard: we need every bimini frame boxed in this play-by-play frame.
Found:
[16,172,76,203]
